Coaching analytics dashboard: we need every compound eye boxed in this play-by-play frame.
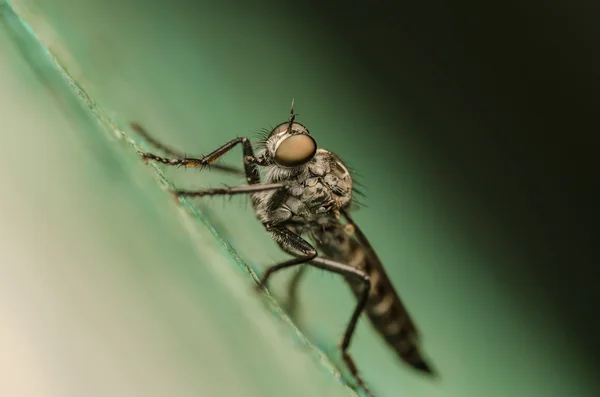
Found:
[274,134,317,167]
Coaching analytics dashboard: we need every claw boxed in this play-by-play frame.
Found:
[255,280,268,294]
[138,151,152,163]
[167,189,183,202]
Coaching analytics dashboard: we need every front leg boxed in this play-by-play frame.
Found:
[131,123,263,183]
[141,137,263,184]
[174,183,287,198]
[131,123,243,175]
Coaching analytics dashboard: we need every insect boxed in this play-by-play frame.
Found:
[132,101,435,396]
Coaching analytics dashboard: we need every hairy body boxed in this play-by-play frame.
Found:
[253,147,430,372]
[133,102,434,397]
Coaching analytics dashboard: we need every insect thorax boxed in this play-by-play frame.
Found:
[253,149,353,227]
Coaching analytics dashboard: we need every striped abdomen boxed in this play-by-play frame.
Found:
[316,225,434,374]
[346,243,434,374]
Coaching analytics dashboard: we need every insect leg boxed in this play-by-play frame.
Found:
[309,257,374,397]
[131,123,193,158]
[282,265,308,318]
[131,123,263,181]
[174,183,286,198]
[260,228,371,353]
[258,228,374,396]
[259,226,318,288]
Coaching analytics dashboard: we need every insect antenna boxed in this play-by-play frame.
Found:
[287,98,296,130]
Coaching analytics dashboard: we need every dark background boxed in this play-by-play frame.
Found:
[298,0,599,359]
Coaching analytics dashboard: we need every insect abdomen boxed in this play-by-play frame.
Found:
[347,246,435,375]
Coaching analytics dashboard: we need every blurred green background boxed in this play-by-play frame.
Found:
[1,0,598,397]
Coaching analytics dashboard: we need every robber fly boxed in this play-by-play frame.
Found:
[132,101,435,396]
